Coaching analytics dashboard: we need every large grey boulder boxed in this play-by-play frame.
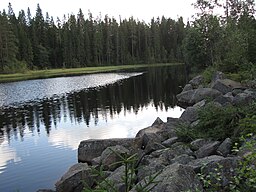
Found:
[101,166,126,191]
[188,155,225,172]
[180,106,198,123]
[217,138,232,157]
[182,83,193,92]
[100,145,130,171]
[176,88,222,107]
[55,163,93,192]
[78,138,141,163]
[151,117,164,126]
[214,93,234,106]
[195,141,221,158]
[132,164,203,192]
[211,79,242,94]
[162,137,178,147]
[232,92,253,106]
[190,139,214,151]
[200,157,240,187]
[189,75,204,89]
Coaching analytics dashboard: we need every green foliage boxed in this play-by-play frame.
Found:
[201,66,217,85]
[176,102,256,142]
[83,150,160,192]
[197,164,223,192]
[229,134,256,192]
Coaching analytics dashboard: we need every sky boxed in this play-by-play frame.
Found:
[0,0,196,22]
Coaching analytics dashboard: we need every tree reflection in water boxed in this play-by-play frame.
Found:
[0,65,187,141]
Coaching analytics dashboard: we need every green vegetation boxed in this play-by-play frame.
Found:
[0,3,185,74]
[83,151,160,192]
[176,102,256,142]
[195,134,256,192]
[0,63,181,83]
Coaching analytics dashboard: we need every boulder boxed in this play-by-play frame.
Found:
[182,83,193,92]
[211,79,242,94]
[133,164,203,192]
[137,155,167,181]
[101,166,126,191]
[100,145,130,171]
[162,137,178,147]
[200,157,240,187]
[169,154,195,165]
[217,138,232,157]
[212,71,226,83]
[140,132,166,153]
[55,163,93,192]
[164,118,185,137]
[151,117,164,126]
[214,94,233,106]
[180,106,198,123]
[176,88,222,107]
[232,92,253,106]
[188,155,225,172]
[189,75,204,89]
[195,141,221,158]
[78,138,141,163]
[190,138,214,151]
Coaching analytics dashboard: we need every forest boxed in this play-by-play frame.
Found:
[0,0,255,74]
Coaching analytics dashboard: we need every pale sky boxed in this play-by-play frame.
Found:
[0,0,196,22]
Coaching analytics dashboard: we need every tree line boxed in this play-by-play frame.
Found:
[0,0,255,74]
[0,3,185,73]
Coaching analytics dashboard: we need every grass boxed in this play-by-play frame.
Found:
[0,63,182,83]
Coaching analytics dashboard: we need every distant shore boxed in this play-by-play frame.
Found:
[0,63,182,83]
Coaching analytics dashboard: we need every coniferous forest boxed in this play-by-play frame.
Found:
[0,0,256,74]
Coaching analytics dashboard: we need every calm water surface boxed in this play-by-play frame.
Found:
[0,65,186,192]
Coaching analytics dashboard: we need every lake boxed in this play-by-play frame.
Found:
[0,65,186,192]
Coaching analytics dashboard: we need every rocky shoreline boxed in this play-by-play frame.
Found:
[38,72,256,192]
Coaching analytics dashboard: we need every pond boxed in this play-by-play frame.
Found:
[0,65,187,192]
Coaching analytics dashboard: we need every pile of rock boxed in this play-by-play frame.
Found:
[40,72,256,192]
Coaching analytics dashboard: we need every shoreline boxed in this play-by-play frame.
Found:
[0,63,182,83]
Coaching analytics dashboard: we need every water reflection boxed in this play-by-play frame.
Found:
[0,65,187,191]
[0,66,186,141]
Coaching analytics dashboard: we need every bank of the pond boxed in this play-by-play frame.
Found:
[50,71,256,192]
[0,63,182,83]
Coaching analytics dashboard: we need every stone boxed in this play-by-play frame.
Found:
[212,79,242,94]
[190,139,214,151]
[169,154,195,165]
[232,92,253,106]
[193,100,206,108]
[133,164,203,192]
[137,155,167,181]
[180,106,198,123]
[214,94,233,106]
[188,155,225,172]
[55,163,93,192]
[189,75,204,89]
[200,157,240,187]
[212,71,226,82]
[217,138,232,157]
[176,88,222,107]
[195,141,221,158]
[160,143,194,162]
[102,166,126,191]
[152,117,164,126]
[182,83,193,92]
[101,145,130,171]
[162,137,178,147]
[78,138,141,163]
